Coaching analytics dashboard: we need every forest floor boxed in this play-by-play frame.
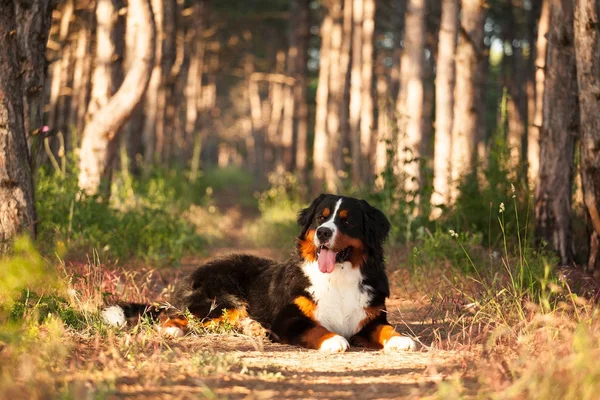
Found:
[62,202,479,400]
[65,257,476,399]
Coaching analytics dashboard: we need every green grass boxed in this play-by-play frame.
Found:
[36,167,206,265]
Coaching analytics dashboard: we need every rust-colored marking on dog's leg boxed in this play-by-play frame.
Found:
[370,324,400,347]
[302,325,337,349]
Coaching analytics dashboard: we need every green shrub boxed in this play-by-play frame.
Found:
[36,168,205,265]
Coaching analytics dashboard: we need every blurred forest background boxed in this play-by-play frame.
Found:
[2,0,600,397]
[0,0,599,277]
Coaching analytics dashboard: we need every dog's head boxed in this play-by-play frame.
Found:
[296,194,390,273]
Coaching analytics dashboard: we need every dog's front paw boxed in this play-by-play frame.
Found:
[319,335,350,353]
[384,336,417,352]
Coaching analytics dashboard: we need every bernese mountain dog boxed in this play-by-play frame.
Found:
[103,194,417,353]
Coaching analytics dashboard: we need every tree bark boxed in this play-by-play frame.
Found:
[450,0,485,202]
[527,0,549,186]
[431,0,458,217]
[349,0,364,184]
[143,0,164,164]
[291,0,309,183]
[323,0,347,190]
[397,0,426,194]
[574,0,600,272]
[78,0,155,195]
[359,0,375,181]
[505,0,527,174]
[534,0,578,266]
[313,6,334,193]
[0,0,53,251]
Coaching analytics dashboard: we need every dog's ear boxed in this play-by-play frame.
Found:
[360,200,391,248]
[297,194,329,237]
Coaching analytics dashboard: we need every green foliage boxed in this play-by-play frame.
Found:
[0,236,51,307]
[36,167,205,265]
[243,170,303,249]
[9,289,86,330]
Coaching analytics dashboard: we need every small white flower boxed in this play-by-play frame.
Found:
[510,183,515,194]
[499,202,505,213]
[449,229,458,238]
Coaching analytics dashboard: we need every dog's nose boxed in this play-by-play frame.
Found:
[316,227,333,242]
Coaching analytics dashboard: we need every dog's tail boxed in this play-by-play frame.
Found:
[101,303,188,337]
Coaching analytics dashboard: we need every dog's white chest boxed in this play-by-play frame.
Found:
[301,261,371,339]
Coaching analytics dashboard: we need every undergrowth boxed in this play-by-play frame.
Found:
[36,165,209,265]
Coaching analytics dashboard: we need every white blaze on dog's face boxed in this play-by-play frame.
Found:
[297,194,390,274]
[313,199,343,273]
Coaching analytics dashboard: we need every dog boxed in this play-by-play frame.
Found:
[102,194,417,353]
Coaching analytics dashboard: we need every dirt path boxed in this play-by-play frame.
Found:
[126,244,471,400]
[108,207,474,399]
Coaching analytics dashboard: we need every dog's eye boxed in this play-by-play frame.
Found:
[317,215,326,223]
[343,220,352,226]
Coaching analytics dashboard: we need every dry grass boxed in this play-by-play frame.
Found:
[2,236,600,399]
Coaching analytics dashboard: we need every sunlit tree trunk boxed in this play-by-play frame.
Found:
[374,53,392,184]
[324,0,347,188]
[313,7,333,193]
[87,0,118,118]
[574,0,600,273]
[359,0,375,181]
[70,6,94,139]
[282,49,295,170]
[124,0,148,176]
[185,2,206,180]
[505,0,527,174]
[143,0,164,163]
[158,0,177,163]
[527,0,549,186]
[534,0,578,266]
[47,0,74,142]
[0,0,53,251]
[246,55,267,179]
[78,0,155,195]
[450,0,485,202]
[431,0,458,217]
[349,0,364,184]
[397,0,425,195]
[268,51,286,168]
[291,0,309,182]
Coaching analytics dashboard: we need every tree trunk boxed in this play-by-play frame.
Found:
[71,5,95,139]
[450,0,485,202]
[184,2,206,175]
[14,0,54,138]
[124,0,150,176]
[323,0,347,190]
[505,0,527,174]
[431,0,458,217]
[313,7,334,193]
[157,0,177,164]
[359,0,375,181]
[527,0,549,186]
[78,0,155,195]
[291,0,309,183]
[574,0,600,273]
[349,0,364,184]
[397,0,426,195]
[143,0,164,164]
[0,0,53,251]
[534,0,578,266]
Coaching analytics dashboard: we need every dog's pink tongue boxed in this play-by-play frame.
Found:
[317,249,337,273]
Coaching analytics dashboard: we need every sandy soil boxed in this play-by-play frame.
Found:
[99,246,476,400]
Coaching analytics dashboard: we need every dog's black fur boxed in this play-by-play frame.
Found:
[166,194,406,349]
[108,194,415,351]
